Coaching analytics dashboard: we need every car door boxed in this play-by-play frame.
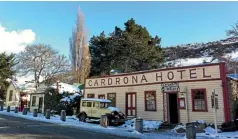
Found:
[91,101,99,118]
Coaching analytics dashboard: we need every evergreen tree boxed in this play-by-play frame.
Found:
[89,18,164,76]
[0,52,16,100]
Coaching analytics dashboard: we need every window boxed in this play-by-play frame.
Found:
[93,102,99,108]
[98,94,105,99]
[192,89,208,112]
[107,93,116,107]
[32,96,36,106]
[87,94,95,98]
[82,102,87,107]
[9,90,13,101]
[144,91,156,111]
[87,102,92,107]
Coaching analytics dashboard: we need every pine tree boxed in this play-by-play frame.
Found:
[0,52,16,100]
[89,18,164,76]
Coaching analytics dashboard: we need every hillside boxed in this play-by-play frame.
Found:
[162,37,238,69]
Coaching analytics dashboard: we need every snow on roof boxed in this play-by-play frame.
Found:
[227,74,238,80]
[50,82,80,94]
[81,98,111,103]
[60,93,81,102]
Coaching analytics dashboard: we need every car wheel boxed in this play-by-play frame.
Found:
[79,113,87,122]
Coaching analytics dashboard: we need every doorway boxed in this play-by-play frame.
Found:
[38,97,43,113]
[168,93,179,124]
[126,92,137,117]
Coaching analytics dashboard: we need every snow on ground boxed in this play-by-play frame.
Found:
[0,111,169,139]
[225,51,238,61]
[164,57,214,67]
[164,50,238,67]
[0,111,186,139]
[119,118,163,131]
[2,110,238,139]
[50,82,80,94]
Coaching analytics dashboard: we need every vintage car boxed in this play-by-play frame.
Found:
[77,98,125,125]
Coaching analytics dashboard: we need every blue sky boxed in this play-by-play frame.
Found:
[0,1,238,57]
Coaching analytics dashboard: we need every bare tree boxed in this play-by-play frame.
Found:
[227,22,238,37]
[16,44,70,88]
[69,8,91,83]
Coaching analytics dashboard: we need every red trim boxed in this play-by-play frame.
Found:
[191,88,208,112]
[220,62,230,122]
[125,92,137,116]
[107,93,116,107]
[144,91,157,111]
[98,94,105,99]
[178,98,186,109]
[87,63,221,79]
[85,78,222,89]
[163,93,165,121]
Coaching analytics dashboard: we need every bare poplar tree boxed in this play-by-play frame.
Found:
[69,8,91,83]
[16,44,70,88]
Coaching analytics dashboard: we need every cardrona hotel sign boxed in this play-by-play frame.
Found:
[85,65,220,88]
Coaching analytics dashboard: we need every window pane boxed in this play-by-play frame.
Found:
[82,102,86,107]
[145,92,156,111]
[193,89,206,111]
[108,93,116,107]
[87,102,92,107]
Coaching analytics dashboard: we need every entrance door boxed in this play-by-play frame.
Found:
[168,93,179,124]
[126,93,136,117]
[38,97,43,113]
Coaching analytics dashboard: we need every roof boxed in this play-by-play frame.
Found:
[227,74,238,81]
[81,98,111,103]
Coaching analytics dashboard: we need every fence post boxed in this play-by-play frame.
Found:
[135,118,143,133]
[186,123,196,139]
[100,115,109,128]
[22,108,28,115]
[60,110,66,121]
[14,107,18,113]
[0,104,3,111]
[7,106,10,112]
[33,109,38,117]
[45,109,51,119]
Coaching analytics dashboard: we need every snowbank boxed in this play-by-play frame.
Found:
[50,82,80,94]
[120,118,163,131]
[203,126,221,134]
[191,120,205,124]
[0,111,156,139]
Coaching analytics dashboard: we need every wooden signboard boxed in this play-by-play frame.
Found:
[161,82,180,93]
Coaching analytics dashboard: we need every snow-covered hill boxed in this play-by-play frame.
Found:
[162,37,238,68]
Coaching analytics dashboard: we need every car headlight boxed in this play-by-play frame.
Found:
[111,112,114,115]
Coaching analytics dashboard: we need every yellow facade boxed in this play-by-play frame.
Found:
[84,63,229,125]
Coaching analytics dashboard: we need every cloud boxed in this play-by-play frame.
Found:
[0,24,36,54]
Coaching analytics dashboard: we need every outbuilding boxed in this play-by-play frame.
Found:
[84,62,230,125]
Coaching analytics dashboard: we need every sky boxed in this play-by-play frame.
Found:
[0,1,238,57]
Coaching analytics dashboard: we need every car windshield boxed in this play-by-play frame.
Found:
[100,102,111,108]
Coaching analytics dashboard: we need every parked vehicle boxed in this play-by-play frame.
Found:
[77,98,125,125]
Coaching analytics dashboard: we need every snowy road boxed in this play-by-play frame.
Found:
[0,114,138,139]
